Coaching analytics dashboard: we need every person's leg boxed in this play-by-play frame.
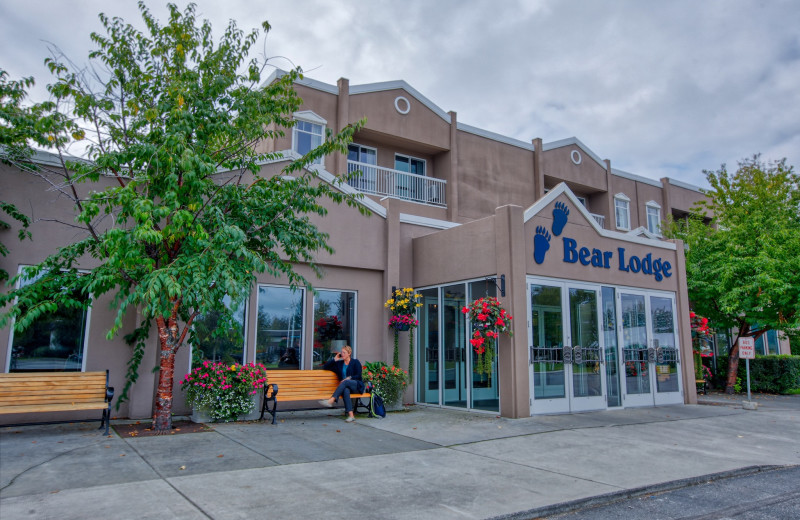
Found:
[341,380,359,419]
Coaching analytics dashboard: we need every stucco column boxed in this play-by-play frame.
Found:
[384,200,401,364]
[447,111,459,222]
[605,159,615,228]
[673,239,697,404]
[494,204,530,418]
[532,138,544,201]
[660,177,672,222]
[335,77,350,175]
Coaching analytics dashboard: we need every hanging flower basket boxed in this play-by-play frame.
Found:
[462,297,513,378]
[389,314,416,331]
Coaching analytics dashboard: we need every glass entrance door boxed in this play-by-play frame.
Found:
[619,291,682,406]
[528,279,606,414]
[442,284,467,408]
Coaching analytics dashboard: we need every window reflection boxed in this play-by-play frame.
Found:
[256,286,304,370]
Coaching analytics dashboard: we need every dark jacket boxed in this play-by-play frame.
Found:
[323,357,365,392]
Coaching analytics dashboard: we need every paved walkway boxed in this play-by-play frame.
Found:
[1,394,799,519]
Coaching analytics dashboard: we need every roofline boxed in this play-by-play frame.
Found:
[542,137,606,169]
[457,123,534,151]
[611,167,663,188]
[523,182,676,250]
[665,177,705,193]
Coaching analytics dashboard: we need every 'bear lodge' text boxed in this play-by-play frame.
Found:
[562,238,672,282]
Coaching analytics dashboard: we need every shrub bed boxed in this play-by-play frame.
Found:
[713,355,800,394]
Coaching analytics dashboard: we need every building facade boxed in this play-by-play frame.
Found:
[3,71,789,424]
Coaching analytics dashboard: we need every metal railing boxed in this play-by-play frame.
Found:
[590,213,605,228]
[346,160,447,207]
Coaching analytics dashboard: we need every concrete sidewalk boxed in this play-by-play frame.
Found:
[2,395,799,519]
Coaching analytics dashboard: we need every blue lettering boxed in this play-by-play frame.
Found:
[591,249,604,267]
[603,251,612,269]
[579,247,591,266]
[653,259,663,282]
[563,238,578,263]
[629,255,641,273]
[641,253,653,274]
[662,261,672,278]
[618,248,629,272]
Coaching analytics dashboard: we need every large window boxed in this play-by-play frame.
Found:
[293,114,325,165]
[755,329,780,355]
[191,296,246,367]
[7,269,90,372]
[646,202,662,235]
[348,144,376,165]
[255,286,304,370]
[395,153,425,176]
[614,194,631,230]
[312,290,356,369]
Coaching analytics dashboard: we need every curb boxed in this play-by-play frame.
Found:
[488,465,787,520]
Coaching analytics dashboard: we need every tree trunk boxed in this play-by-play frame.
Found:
[725,343,739,394]
[152,316,179,432]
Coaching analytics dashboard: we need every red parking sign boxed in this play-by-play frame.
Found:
[739,337,755,359]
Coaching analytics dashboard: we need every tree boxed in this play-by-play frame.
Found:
[665,155,800,393]
[0,2,367,431]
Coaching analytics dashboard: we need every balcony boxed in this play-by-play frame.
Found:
[346,160,446,207]
[590,213,605,228]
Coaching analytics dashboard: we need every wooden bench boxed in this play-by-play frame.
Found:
[259,370,371,424]
[696,379,708,395]
[0,371,115,435]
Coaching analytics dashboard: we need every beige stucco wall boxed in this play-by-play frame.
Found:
[542,145,608,193]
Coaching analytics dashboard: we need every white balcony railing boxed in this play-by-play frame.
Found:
[346,160,446,207]
[590,213,605,228]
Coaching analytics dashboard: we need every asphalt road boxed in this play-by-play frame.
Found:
[542,465,800,520]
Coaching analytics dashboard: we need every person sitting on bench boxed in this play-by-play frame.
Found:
[318,345,364,423]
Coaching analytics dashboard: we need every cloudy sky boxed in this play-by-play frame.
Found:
[2,0,798,187]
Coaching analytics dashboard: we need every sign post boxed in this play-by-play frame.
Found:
[738,337,756,409]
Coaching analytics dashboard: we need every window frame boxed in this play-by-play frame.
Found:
[311,288,358,369]
[254,284,306,370]
[5,265,92,372]
[292,111,326,166]
[614,194,631,231]
[646,201,662,236]
[347,143,377,165]
[394,153,426,177]
[189,295,249,370]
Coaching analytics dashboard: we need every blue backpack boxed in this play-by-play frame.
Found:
[370,391,386,418]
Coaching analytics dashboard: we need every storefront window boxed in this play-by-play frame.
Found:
[468,280,498,412]
[754,329,779,355]
[191,296,246,367]
[417,288,440,405]
[255,286,304,369]
[312,290,356,369]
[8,270,89,372]
[602,287,621,407]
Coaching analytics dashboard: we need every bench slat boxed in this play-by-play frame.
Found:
[0,402,110,414]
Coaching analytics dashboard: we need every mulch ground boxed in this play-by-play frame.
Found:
[113,420,214,438]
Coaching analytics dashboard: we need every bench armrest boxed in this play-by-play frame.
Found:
[265,383,279,399]
[106,386,115,403]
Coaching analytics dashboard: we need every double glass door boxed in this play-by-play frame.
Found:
[529,280,606,414]
[619,291,682,406]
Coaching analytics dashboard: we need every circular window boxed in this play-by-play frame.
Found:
[394,96,411,115]
[571,150,582,165]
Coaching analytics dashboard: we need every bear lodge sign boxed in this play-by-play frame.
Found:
[562,238,672,282]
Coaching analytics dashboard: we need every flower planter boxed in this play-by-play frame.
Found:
[384,398,404,412]
[393,323,411,332]
[191,407,213,424]
[190,392,262,423]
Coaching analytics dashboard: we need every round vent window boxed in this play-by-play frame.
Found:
[394,96,411,115]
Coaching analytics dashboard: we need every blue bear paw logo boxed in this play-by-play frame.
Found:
[551,201,569,236]
[533,225,551,264]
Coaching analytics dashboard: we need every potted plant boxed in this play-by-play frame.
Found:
[462,296,513,382]
[363,361,409,410]
[385,287,422,381]
[181,361,268,422]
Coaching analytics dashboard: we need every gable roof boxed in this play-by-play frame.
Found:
[523,183,675,250]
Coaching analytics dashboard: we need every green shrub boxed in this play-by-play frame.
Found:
[714,355,800,393]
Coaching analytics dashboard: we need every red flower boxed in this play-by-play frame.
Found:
[477,313,488,321]
[496,319,505,327]
[690,311,696,319]
[461,307,469,314]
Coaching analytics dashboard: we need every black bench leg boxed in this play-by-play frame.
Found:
[99,406,110,436]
